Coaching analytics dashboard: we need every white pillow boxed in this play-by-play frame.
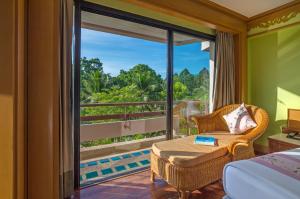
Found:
[223,103,257,134]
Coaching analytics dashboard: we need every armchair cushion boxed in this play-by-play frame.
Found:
[152,132,242,167]
[223,103,257,134]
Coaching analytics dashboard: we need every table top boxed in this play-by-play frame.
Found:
[268,133,300,146]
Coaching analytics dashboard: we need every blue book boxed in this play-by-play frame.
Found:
[194,136,216,146]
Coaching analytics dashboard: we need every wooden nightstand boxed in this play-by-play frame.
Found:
[268,134,300,153]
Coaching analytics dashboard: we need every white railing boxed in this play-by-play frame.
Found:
[80,101,207,142]
[80,116,179,142]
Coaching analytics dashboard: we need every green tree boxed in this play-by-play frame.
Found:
[179,68,194,94]
[192,68,209,100]
[195,68,209,90]
[80,57,113,102]
[173,81,189,100]
[90,85,143,104]
[81,85,144,119]
[192,68,209,101]
[116,64,164,101]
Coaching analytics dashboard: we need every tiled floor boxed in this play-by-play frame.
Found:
[73,170,225,199]
[80,148,151,186]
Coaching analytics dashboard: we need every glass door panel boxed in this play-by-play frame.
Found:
[172,32,215,137]
[79,11,167,186]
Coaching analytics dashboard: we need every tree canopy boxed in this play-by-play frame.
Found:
[80,57,210,147]
[80,57,209,104]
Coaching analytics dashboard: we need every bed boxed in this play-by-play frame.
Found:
[223,148,300,199]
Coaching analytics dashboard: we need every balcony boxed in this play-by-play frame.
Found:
[79,100,208,186]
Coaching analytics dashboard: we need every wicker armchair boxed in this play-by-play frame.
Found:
[191,104,269,160]
[150,104,269,199]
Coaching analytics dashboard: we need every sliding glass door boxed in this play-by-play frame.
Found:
[173,32,215,136]
[74,1,215,188]
[79,11,168,186]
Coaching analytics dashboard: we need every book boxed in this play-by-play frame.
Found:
[194,136,217,146]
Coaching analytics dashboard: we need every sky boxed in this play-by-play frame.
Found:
[81,28,210,77]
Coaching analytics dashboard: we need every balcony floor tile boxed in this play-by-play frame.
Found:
[80,148,151,187]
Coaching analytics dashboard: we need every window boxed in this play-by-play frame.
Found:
[79,11,167,186]
[74,2,215,188]
[173,32,215,136]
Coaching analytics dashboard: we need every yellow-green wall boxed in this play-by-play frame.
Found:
[248,24,300,146]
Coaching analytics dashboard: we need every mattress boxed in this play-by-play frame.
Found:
[223,148,300,199]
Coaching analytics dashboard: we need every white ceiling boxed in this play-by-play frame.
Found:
[210,0,293,18]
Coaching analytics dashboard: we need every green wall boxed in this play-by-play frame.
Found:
[248,24,300,146]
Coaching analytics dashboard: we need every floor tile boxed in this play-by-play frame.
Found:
[122,154,132,159]
[140,159,150,165]
[87,161,98,166]
[101,168,113,175]
[128,162,139,168]
[86,171,98,179]
[80,148,151,186]
[111,156,121,161]
[131,152,142,157]
[115,165,126,172]
[99,159,110,164]
[142,150,150,154]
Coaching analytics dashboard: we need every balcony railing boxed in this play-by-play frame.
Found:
[80,100,208,142]
[81,101,166,120]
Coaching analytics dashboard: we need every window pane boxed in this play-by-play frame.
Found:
[172,32,215,136]
[79,11,167,186]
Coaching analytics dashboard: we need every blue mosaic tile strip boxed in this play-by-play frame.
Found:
[111,156,121,161]
[101,168,113,175]
[122,154,132,159]
[115,165,126,172]
[140,159,150,165]
[80,163,86,168]
[131,152,142,157]
[142,150,150,154]
[86,171,98,179]
[99,158,110,164]
[128,162,139,168]
[87,161,98,167]
[80,148,151,186]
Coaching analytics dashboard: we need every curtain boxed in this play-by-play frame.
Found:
[60,0,74,198]
[212,31,236,111]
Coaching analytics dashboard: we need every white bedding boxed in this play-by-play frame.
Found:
[223,148,300,199]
